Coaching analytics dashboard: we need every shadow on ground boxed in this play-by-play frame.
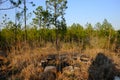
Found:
[88,52,120,80]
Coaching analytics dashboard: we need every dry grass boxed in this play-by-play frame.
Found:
[0,43,120,80]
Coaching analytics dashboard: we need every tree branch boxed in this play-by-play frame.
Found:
[0,6,16,10]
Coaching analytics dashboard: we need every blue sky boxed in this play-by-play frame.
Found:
[0,0,120,29]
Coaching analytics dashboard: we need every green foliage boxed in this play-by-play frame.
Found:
[33,6,51,28]
[9,0,22,7]
[69,23,85,41]
[0,19,119,51]
[117,30,120,44]
[0,0,119,52]
[45,0,68,50]
[46,0,67,29]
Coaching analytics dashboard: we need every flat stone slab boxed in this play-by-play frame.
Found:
[44,66,57,73]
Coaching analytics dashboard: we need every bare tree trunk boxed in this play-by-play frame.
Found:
[24,0,27,43]
[108,29,111,50]
[54,1,60,52]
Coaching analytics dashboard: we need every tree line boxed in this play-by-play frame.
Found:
[0,0,120,52]
[0,18,120,51]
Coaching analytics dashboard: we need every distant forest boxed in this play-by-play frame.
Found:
[0,0,120,52]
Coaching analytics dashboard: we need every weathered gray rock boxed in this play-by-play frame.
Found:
[44,66,57,73]
[114,76,120,80]
[80,54,90,62]
[46,54,57,61]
